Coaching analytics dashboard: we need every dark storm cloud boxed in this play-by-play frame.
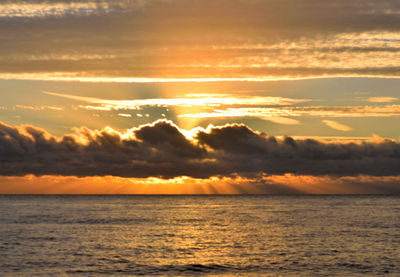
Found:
[1,0,400,79]
[1,119,400,178]
[0,120,210,178]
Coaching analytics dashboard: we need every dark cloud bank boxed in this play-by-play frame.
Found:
[1,120,400,178]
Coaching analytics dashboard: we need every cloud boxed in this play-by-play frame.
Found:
[322,120,352,131]
[178,108,301,125]
[117,113,132,118]
[42,91,308,125]
[43,90,308,108]
[0,2,103,18]
[1,1,400,80]
[367,97,398,103]
[1,119,400,178]
[0,1,143,18]
[179,105,400,120]
[264,117,300,125]
[16,105,63,111]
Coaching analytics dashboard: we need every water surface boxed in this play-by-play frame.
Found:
[1,195,399,276]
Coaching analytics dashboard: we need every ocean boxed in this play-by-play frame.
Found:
[1,195,399,276]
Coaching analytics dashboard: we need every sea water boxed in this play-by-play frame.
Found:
[1,195,400,276]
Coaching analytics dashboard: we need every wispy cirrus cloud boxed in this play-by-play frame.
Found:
[367,97,398,103]
[42,91,400,126]
[179,105,400,120]
[178,108,301,125]
[0,1,143,18]
[43,90,308,125]
[15,105,63,111]
[117,113,132,118]
[1,1,400,80]
[322,120,352,132]
[43,91,308,108]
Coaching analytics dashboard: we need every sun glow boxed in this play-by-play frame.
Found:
[43,90,307,108]
[1,174,399,194]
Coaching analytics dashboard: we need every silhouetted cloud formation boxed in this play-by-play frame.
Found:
[1,120,400,178]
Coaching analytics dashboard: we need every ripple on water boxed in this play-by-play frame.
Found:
[1,195,400,276]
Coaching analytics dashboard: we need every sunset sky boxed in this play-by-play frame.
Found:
[1,0,400,194]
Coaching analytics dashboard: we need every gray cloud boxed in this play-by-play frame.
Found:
[1,0,400,79]
[1,119,400,178]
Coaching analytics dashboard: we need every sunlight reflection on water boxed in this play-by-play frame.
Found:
[1,195,400,276]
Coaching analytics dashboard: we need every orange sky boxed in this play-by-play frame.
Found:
[1,1,400,193]
[2,174,400,195]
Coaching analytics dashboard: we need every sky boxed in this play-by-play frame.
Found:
[1,0,400,194]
